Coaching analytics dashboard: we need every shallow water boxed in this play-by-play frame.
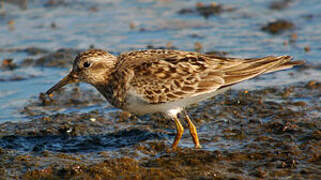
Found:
[0,0,320,179]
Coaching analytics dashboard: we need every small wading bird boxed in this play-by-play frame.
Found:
[46,49,303,149]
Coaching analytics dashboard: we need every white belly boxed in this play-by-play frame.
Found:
[123,87,230,115]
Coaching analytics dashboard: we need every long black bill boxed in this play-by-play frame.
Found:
[46,72,78,95]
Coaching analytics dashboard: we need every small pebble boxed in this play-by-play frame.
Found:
[66,128,72,133]
[130,22,136,29]
[304,46,310,52]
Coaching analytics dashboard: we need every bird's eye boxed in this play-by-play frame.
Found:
[83,61,91,68]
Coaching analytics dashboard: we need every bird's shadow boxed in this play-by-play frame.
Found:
[0,128,166,153]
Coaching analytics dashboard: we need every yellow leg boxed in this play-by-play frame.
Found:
[184,110,201,148]
[172,115,184,149]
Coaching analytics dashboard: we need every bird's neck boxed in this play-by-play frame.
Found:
[93,72,124,108]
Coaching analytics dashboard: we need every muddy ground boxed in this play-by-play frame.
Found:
[0,64,320,179]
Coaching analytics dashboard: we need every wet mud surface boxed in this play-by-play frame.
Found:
[269,0,293,11]
[177,2,235,19]
[0,79,320,179]
[1,48,82,69]
[261,19,295,35]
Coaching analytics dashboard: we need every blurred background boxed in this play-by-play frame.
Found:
[0,0,320,122]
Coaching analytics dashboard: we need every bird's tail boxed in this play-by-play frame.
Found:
[263,56,304,74]
[219,56,304,88]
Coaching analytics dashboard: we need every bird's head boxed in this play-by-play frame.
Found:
[46,49,117,95]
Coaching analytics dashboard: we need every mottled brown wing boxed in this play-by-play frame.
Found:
[116,49,301,104]
[117,49,225,104]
